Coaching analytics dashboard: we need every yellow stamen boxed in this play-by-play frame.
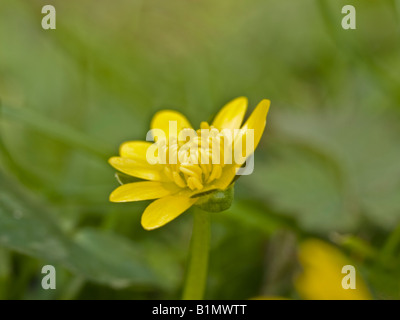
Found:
[187,176,204,190]
[160,123,233,190]
[173,171,187,188]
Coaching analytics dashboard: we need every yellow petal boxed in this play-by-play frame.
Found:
[209,164,237,191]
[141,195,198,230]
[150,110,192,141]
[212,97,248,130]
[295,239,372,300]
[109,157,166,181]
[234,99,270,165]
[110,181,181,202]
[119,141,152,160]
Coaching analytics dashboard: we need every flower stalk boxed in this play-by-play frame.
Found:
[182,208,210,300]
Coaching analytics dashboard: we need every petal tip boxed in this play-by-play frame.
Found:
[109,189,120,202]
[118,142,129,156]
[259,99,271,110]
[235,96,248,103]
[108,157,119,168]
[141,219,158,231]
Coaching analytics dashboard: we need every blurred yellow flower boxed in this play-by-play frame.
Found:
[295,239,372,300]
[108,97,270,230]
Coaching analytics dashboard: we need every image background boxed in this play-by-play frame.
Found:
[0,0,400,299]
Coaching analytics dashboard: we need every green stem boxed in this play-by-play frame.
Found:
[182,208,210,300]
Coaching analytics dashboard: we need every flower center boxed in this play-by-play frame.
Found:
[160,122,228,191]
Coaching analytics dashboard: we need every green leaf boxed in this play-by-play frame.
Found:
[71,229,163,289]
[0,170,177,290]
[222,200,292,236]
[1,104,113,160]
[253,146,357,233]
[251,109,400,232]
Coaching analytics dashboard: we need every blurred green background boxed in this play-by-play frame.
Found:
[1,0,400,299]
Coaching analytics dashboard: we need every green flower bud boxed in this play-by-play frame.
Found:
[192,184,234,212]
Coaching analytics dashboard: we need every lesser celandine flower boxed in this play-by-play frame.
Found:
[295,239,372,300]
[108,97,270,230]
[253,239,372,300]
[109,97,270,300]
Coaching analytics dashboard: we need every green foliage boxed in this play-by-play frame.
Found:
[251,110,400,233]
[0,172,180,292]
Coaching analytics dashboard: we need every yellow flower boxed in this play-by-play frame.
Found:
[108,97,270,230]
[295,239,372,300]
[253,239,372,300]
